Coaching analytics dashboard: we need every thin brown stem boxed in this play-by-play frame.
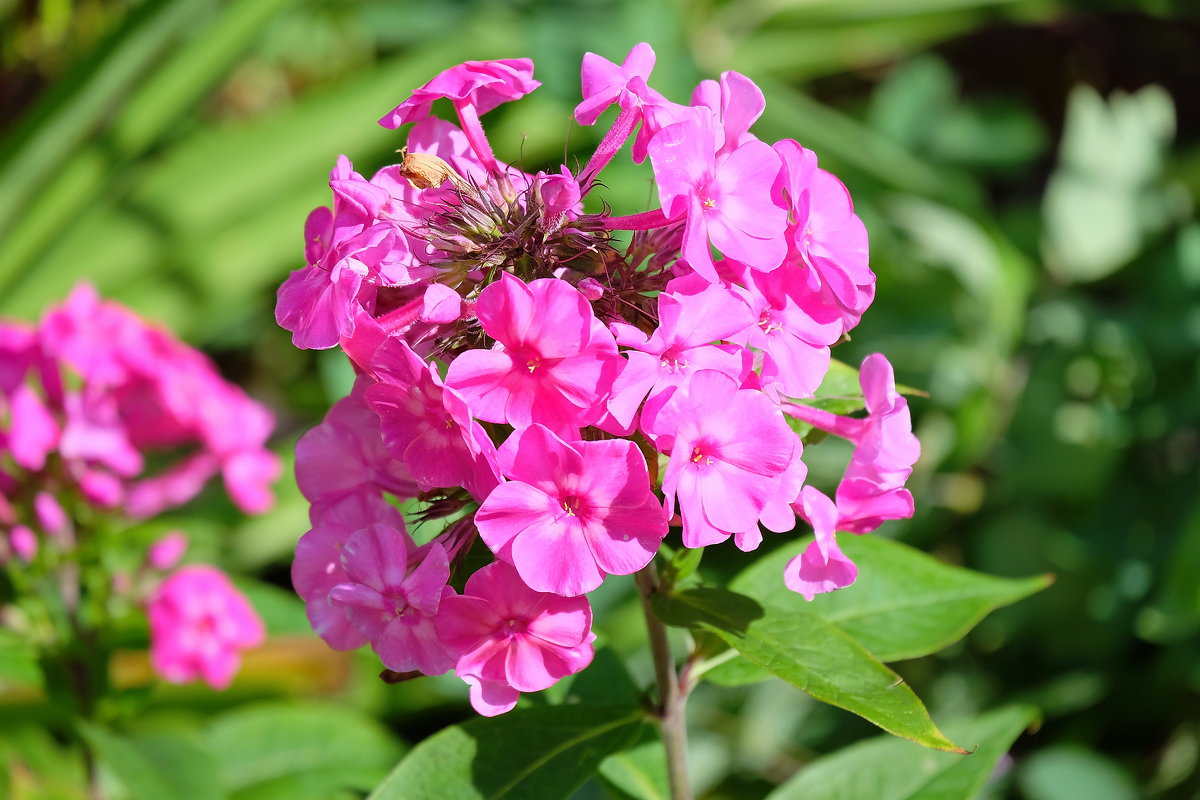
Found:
[634,564,692,800]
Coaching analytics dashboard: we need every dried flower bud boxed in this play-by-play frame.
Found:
[398,151,471,192]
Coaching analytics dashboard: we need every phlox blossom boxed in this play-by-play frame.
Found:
[329,526,455,676]
[785,486,857,600]
[475,424,667,597]
[648,115,787,281]
[645,370,797,548]
[147,565,264,690]
[437,560,594,716]
[444,274,621,433]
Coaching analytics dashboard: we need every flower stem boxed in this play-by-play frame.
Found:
[634,563,692,800]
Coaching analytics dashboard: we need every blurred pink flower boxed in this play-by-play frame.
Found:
[148,565,264,690]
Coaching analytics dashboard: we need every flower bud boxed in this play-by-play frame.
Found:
[147,531,188,571]
[398,151,470,192]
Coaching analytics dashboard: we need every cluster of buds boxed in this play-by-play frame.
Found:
[0,285,274,688]
[281,44,919,715]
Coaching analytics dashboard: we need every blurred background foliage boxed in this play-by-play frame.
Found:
[1,0,1198,797]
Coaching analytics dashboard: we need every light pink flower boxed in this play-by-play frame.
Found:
[575,43,662,126]
[292,492,407,651]
[437,560,594,716]
[607,282,754,431]
[444,274,622,433]
[476,424,667,597]
[785,486,858,600]
[648,115,787,282]
[329,526,455,675]
[9,525,37,562]
[775,139,874,335]
[148,565,264,690]
[783,354,919,534]
[644,370,796,548]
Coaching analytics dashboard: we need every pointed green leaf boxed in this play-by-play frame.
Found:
[767,705,1038,800]
[368,705,645,800]
[653,588,962,752]
[731,536,1051,662]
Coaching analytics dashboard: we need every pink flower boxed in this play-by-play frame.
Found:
[9,525,37,562]
[691,71,765,156]
[785,486,858,600]
[575,43,661,126]
[329,525,455,676]
[648,115,787,282]
[292,492,406,651]
[444,274,621,433]
[783,354,920,534]
[644,370,796,548]
[379,59,540,128]
[607,281,754,431]
[295,381,419,512]
[147,565,264,690]
[723,259,841,398]
[364,339,499,500]
[147,531,188,571]
[475,424,667,597]
[437,560,594,716]
[775,140,874,335]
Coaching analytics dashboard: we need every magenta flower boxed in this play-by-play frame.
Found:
[365,338,499,500]
[294,381,419,512]
[292,492,407,651]
[644,370,797,548]
[147,565,264,690]
[607,281,754,431]
[329,526,455,676]
[475,424,667,597]
[775,139,874,335]
[785,486,858,600]
[691,70,766,156]
[444,274,622,433]
[575,42,660,126]
[437,560,594,716]
[648,115,788,282]
[379,59,540,128]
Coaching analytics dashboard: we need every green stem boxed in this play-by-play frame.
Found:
[634,564,692,800]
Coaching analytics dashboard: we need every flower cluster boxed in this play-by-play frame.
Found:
[0,285,275,688]
[282,45,919,715]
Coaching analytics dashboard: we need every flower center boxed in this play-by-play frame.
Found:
[758,311,783,335]
[560,495,581,517]
[690,445,715,466]
[526,356,542,373]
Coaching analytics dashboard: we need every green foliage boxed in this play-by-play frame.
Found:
[654,586,962,751]
[206,702,403,799]
[766,705,1038,800]
[367,705,645,800]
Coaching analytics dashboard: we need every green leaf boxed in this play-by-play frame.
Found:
[598,735,670,800]
[367,705,644,800]
[731,535,1051,662]
[766,705,1038,800]
[652,587,962,751]
[206,701,403,799]
[0,629,42,691]
[1018,745,1139,800]
[79,722,220,800]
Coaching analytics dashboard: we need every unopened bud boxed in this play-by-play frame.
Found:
[148,531,188,571]
[577,278,605,301]
[398,150,471,192]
